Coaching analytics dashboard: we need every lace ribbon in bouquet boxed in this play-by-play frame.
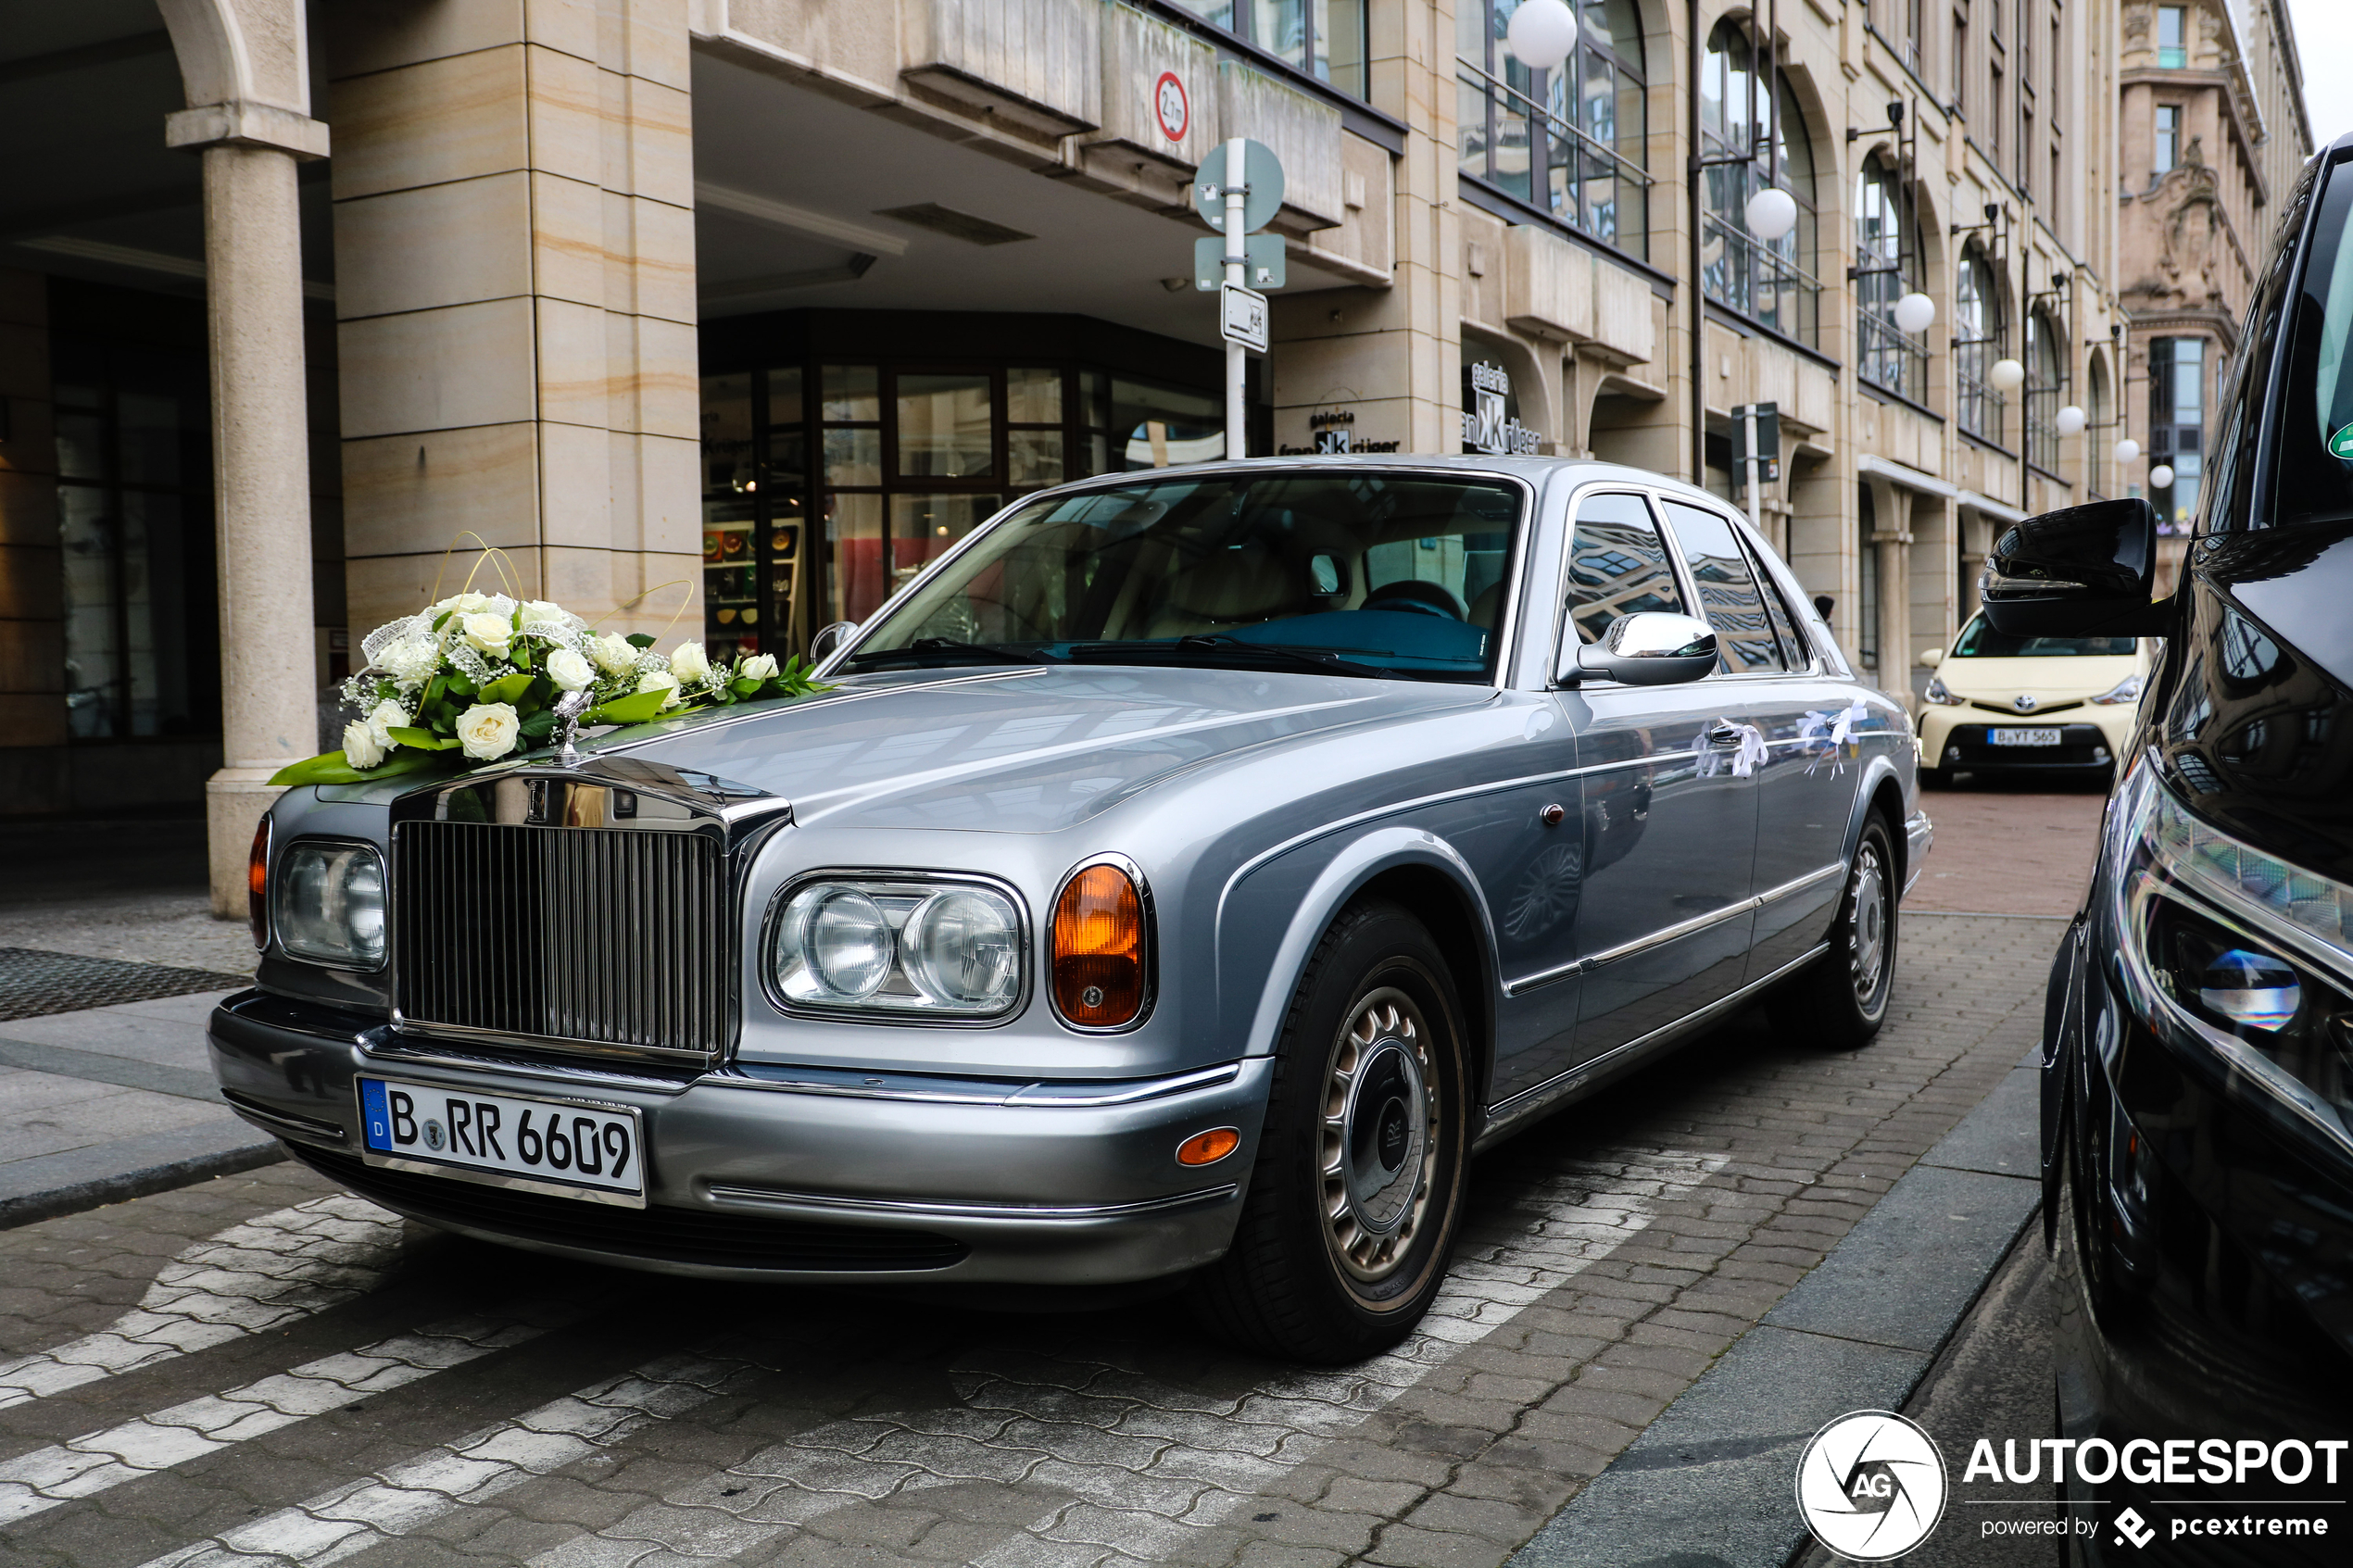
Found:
[269,552,826,787]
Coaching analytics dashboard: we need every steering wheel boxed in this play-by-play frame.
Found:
[1361,581,1465,620]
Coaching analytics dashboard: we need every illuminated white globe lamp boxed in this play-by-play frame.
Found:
[2149,463,2176,489]
[1504,0,1579,71]
[1892,292,1936,334]
[2115,437,2142,463]
[1988,358,2027,393]
[1744,186,1798,242]
[2056,405,2087,436]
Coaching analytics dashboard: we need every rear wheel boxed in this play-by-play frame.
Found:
[1188,899,1470,1363]
[1768,814,1898,1050]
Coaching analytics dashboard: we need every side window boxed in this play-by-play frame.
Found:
[1563,492,1687,646]
[1659,501,1787,673]
[1749,546,1813,667]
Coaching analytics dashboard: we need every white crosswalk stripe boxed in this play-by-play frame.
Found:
[510,1152,1728,1568]
[132,1348,768,1568]
[0,1194,405,1411]
[0,1298,591,1524]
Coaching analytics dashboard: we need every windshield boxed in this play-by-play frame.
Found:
[843,471,1526,683]
[1951,617,2137,659]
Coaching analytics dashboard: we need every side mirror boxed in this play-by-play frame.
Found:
[810,621,858,662]
[1919,647,1943,669]
[1979,497,2166,636]
[1566,611,1720,687]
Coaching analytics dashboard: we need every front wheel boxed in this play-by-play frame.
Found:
[1188,899,1471,1363]
[1768,814,1899,1050]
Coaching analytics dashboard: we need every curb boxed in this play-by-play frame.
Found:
[0,1122,288,1231]
[1508,1050,2044,1568]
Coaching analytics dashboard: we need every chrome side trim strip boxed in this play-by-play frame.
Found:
[704,1060,1245,1109]
[704,1182,1241,1223]
[220,1089,349,1147]
[1484,941,1833,1130]
[1503,862,1843,997]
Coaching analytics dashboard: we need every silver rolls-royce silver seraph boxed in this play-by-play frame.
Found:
[212,458,1929,1362]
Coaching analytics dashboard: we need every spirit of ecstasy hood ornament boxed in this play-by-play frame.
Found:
[552,688,595,765]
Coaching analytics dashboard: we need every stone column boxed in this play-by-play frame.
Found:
[198,141,320,913]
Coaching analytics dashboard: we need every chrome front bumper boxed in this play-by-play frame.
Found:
[208,992,1269,1286]
[1904,809,1933,895]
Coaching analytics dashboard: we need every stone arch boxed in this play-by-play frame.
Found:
[157,0,311,113]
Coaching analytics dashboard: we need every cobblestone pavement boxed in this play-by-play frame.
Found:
[0,909,2057,1568]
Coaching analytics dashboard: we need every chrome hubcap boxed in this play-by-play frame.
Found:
[1850,845,1889,1004]
[1321,988,1439,1284]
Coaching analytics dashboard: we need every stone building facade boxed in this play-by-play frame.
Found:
[0,0,2182,908]
[2115,0,2309,593]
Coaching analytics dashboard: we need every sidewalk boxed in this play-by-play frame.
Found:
[0,813,278,1228]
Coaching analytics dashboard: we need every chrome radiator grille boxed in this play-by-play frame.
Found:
[393,822,732,1063]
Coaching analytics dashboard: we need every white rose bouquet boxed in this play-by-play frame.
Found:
[269,572,826,786]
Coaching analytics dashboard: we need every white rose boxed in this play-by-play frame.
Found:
[668,640,712,686]
[738,653,779,682]
[379,637,438,684]
[635,670,682,710]
[365,698,409,747]
[518,599,569,627]
[455,701,522,760]
[434,591,491,617]
[546,647,594,692]
[481,594,518,621]
[461,611,513,658]
[341,719,384,769]
[592,633,640,676]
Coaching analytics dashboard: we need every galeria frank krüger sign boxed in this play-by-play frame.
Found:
[1462,360,1540,456]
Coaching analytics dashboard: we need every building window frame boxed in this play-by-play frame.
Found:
[1455,0,1653,261]
[1700,20,1820,346]
[1955,248,2006,443]
[2024,308,2065,474]
[2154,102,2182,177]
[2157,5,2188,70]
[2149,334,2206,534]
[1156,0,1371,100]
[1856,155,1929,402]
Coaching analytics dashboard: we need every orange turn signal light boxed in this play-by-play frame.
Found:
[1051,862,1145,1027]
[1176,1127,1240,1167]
[246,818,271,950]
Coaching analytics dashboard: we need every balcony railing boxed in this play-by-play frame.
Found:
[1456,61,1651,261]
[1702,209,1820,347]
[1858,309,1929,405]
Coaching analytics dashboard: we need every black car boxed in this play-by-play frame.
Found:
[2019,136,2353,1562]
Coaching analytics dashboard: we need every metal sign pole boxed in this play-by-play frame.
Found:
[1743,402,1763,538]
[1224,137,1247,459]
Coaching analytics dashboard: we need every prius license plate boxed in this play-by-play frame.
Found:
[1987,727,2063,747]
[357,1077,645,1206]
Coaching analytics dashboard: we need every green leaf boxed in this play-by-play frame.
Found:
[624,633,657,648]
[422,673,447,710]
[386,725,461,751]
[478,671,535,707]
[519,709,557,739]
[585,688,672,725]
[729,676,761,698]
[511,642,534,671]
[268,747,449,787]
[430,609,454,633]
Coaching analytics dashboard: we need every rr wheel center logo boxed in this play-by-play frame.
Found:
[1796,1410,1948,1560]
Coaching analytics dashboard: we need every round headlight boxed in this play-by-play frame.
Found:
[804,889,893,998]
[901,888,1022,1008]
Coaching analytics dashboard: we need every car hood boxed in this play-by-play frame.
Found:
[1936,653,2138,702]
[598,665,1491,832]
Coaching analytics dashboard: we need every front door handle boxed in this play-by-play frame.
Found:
[1706,721,1743,746]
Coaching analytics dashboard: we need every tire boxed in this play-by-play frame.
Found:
[1768,813,1899,1050]
[1188,899,1472,1363]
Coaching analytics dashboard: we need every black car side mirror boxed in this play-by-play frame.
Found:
[1979,496,2169,636]
[1563,611,1720,687]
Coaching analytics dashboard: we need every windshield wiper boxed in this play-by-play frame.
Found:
[1066,635,1399,680]
[846,638,1062,670]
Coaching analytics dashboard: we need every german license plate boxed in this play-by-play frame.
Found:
[1988,727,2063,746]
[356,1077,645,1206]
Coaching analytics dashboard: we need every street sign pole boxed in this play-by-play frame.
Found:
[1223,137,1247,459]
[1743,403,1762,538]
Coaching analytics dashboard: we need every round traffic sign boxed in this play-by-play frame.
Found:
[1153,71,1189,143]
[1193,139,1285,234]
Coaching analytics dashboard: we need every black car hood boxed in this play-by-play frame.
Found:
[2158,521,2353,882]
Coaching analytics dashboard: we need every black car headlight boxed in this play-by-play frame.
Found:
[2115,762,2353,1152]
[272,841,387,970]
[771,874,1026,1020]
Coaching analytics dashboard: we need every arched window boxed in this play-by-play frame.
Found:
[2024,310,2064,472]
[1457,0,1650,258]
[1855,156,1924,400]
[1700,22,1818,344]
[1955,249,2003,440]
